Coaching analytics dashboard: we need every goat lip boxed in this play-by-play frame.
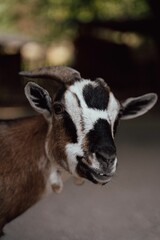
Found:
[76,160,112,184]
[90,171,112,184]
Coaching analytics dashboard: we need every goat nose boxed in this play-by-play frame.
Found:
[96,143,116,159]
[96,151,116,163]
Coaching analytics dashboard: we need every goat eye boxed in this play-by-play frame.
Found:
[53,103,64,115]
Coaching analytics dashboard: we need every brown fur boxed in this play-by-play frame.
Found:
[0,116,51,233]
[47,117,71,172]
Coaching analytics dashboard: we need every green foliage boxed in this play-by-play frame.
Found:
[0,0,150,42]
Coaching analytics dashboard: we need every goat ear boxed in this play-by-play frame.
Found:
[24,82,52,119]
[121,93,158,120]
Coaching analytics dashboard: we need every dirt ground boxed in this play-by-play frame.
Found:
[2,112,160,240]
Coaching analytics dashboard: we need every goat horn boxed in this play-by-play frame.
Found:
[19,66,81,84]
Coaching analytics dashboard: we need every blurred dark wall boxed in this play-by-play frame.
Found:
[0,49,24,106]
[73,0,160,101]
[73,23,160,102]
[0,52,21,87]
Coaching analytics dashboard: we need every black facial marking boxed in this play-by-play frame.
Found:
[113,108,123,135]
[74,93,81,108]
[83,84,109,110]
[30,86,51,113]
[87,119,116,157]
[113,117,120,136]
[63,112,78,143]
[76,157,98,184]
[54,85,66,102]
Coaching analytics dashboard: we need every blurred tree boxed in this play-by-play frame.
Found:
[0,0,150,42]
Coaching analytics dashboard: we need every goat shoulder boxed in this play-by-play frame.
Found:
[0,115,51,229]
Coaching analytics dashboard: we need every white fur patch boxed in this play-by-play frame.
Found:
[49,165,71,193]
[107,92,120,137]
[64,90,83,140]
[82,108,109,133]
[65,143,83,175]
[88,153,100,169]
[50,169,63,193]
[110,157,117,174]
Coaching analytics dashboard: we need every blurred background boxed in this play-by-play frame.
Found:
[0,1,160,239]
[0,0,160,109]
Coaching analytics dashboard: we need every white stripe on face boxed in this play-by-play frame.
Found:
[107,92,121,137]
[65,142,83,175]
[64,90,83,140]
[110,157,117,174]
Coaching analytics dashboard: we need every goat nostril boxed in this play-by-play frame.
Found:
[96,151,116,163]
[96,152,106,162]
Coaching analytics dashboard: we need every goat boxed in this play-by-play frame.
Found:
[0,66,158,236]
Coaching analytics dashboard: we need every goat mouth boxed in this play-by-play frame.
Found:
[90,170,112,184]
[76,159,113,184]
